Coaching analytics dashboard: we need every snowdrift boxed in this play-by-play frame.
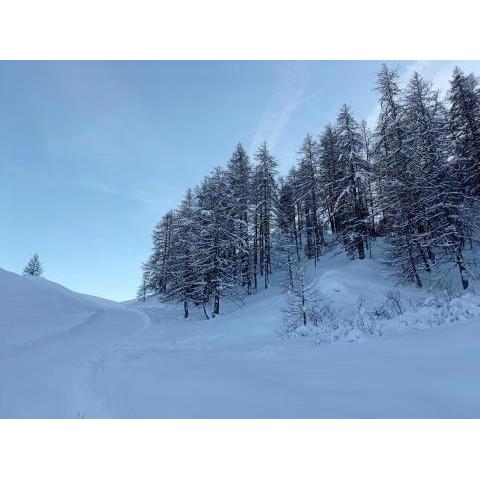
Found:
[0,268,148,418]
[0,267,119,349]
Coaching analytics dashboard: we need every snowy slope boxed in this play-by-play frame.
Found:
[103,245,480,418]
[1,243,479,418]
[0,268,149,418]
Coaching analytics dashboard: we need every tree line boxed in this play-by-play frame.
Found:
[139,65,480,318]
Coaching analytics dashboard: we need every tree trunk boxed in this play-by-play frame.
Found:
[202,302,210,320]
[420,249,432,273]
[287,251,294,290]
[409,249,422,288]
[426,246,436,264]
[301,294,307,326]
[456,250,469,290]
[253,213,258,292]
[357,236,365,260]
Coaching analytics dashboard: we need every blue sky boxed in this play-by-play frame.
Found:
[1,60,479,301]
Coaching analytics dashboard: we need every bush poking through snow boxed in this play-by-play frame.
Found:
[369,289,406,321]
[393,292,480,329]
[385,289,404,315]
[354,295,380,336]
[281,283,480,344]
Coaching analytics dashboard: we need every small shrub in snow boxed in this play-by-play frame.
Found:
[281,273,480,345]
[354,295,380,336]
[369,290,410,324]
[369,305,393,321]
[385,289,404,316]
[366,287,479,332]
[396,292,478,328]
[282,281,337,335]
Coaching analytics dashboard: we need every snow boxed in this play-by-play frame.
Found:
[1,244,480,418]
[0,268,149,418]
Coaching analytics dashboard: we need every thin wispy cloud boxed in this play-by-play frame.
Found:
[250,62,311,153]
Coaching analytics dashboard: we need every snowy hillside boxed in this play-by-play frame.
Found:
[1,242,479,418]
[0,268,149,418]
[112,244,480,418]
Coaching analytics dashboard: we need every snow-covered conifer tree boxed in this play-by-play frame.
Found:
[282,259,334,333]
[296,133,324,263]
[335,104,370,259]
[277,175,301,264]
[144,211,175,294]
[226,143,253,294]
[448,67,480,198]
[373,65,424,286]
[252,142,278,289]
[162,189,201,317]
[318,124,342,236]
[23,253,43,277]
[404,71,477,289]
[195,168,240,316]
[136,266,149,302]
[360,119,376,239]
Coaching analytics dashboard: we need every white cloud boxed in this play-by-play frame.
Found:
[250,62,311,153]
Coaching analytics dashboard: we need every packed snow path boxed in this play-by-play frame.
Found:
[0,306,149,418]
[1,259,479,418]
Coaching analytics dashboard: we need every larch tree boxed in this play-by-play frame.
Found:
[136,264,149,302]
[373,65,424,287]
[195,168,240,316]
[23,253,43,277]
[448,67,480,198]
[404,71,477,289]
[335,104,370,260]
[318,124,342,236]
[162,189,201,318]
[144,211,175,294]
[296,133,324,263]
[226,143,253,294]
[252,142,278,290]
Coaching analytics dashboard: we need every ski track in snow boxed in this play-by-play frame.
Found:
[0,298,150,418]
[72,308,152,419]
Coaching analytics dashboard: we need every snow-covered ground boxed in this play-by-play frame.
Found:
[0,268,149,418]
[1,243,479,418]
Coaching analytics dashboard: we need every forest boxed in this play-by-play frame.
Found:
[139,65,480,325]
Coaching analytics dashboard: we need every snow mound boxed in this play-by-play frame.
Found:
[0,267,118,349]
[0,268,148,418]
